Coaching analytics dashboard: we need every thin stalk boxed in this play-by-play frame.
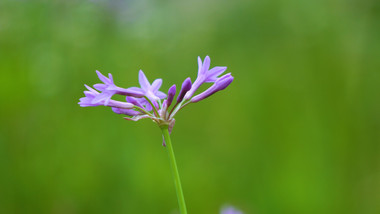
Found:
[144,96,159,116]
[168,99,185,119]
[161,126,187,214]
[133,106,154,117]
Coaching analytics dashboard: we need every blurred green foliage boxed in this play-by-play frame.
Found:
[0,0,379,213]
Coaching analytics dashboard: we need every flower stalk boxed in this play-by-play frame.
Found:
[161,125,187,214]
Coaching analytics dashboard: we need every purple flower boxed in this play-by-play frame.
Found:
[92,70,145,105]
[191,73,234,103]
[127,70,167,101]
[220,206,243,214]
[79,56,233,136]
[79,85,134,109]
[184,56,227,100]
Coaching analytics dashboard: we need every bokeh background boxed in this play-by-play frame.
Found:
[0,0,379,213]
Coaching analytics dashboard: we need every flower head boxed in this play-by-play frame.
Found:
[128,70,167,101]
[79,56,233,139]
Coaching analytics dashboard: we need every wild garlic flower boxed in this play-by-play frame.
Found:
[79,56,234,135]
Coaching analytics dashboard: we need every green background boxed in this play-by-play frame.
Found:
[0,0,379,213]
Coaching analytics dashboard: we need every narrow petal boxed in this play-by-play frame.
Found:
[156,91,167,99]
[108,73,114,83]
[91,91,114,104]
[127,87,144,93]
[93,83,107,91]
[138,70,150,90]
[151,79,163,92]
[201,56,211,75]
[107,100,134,109]
[126,96,143,108]
[116,87,145,97]
[84,84,98,93]
[79,97,99,107]
[205,66,227,83]
[84,91,97,98]
[96,70,111,84]
[112,107,140,116]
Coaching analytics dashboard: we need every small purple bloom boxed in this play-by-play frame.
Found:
[79,85,102,107]
[127,70,167,101]
[221,206,243,214]
[79,85,134,109]
[184,56,227,100]
[191,73,234,103]
[92,70,145,105]
[177,77,192,103]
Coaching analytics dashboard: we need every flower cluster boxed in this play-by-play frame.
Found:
[79,56,234,133]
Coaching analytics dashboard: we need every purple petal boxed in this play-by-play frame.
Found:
[205,66,227,83]
[83,91,97,98]
[137,98,153,111]
[79,97,99,107]
[116,87,145,97]
[104,96,112,106]
[201,56,211,75]
[156,91,167,99]
[138,70,150,90]
[126,96,143,108]
[93,83,107,91]
[151,79,163,92]
[107,100,134,109]
[127,87,144,93]
[112,107,140,116]
[108,73,114,83]
[96,70,112,84]
[91,91,114,104]
[177,77,192,103]
[85,84,98,93]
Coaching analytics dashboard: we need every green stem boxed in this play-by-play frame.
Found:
[144,96,159,117]
[161,126,188,214]
[133,106,154,117]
